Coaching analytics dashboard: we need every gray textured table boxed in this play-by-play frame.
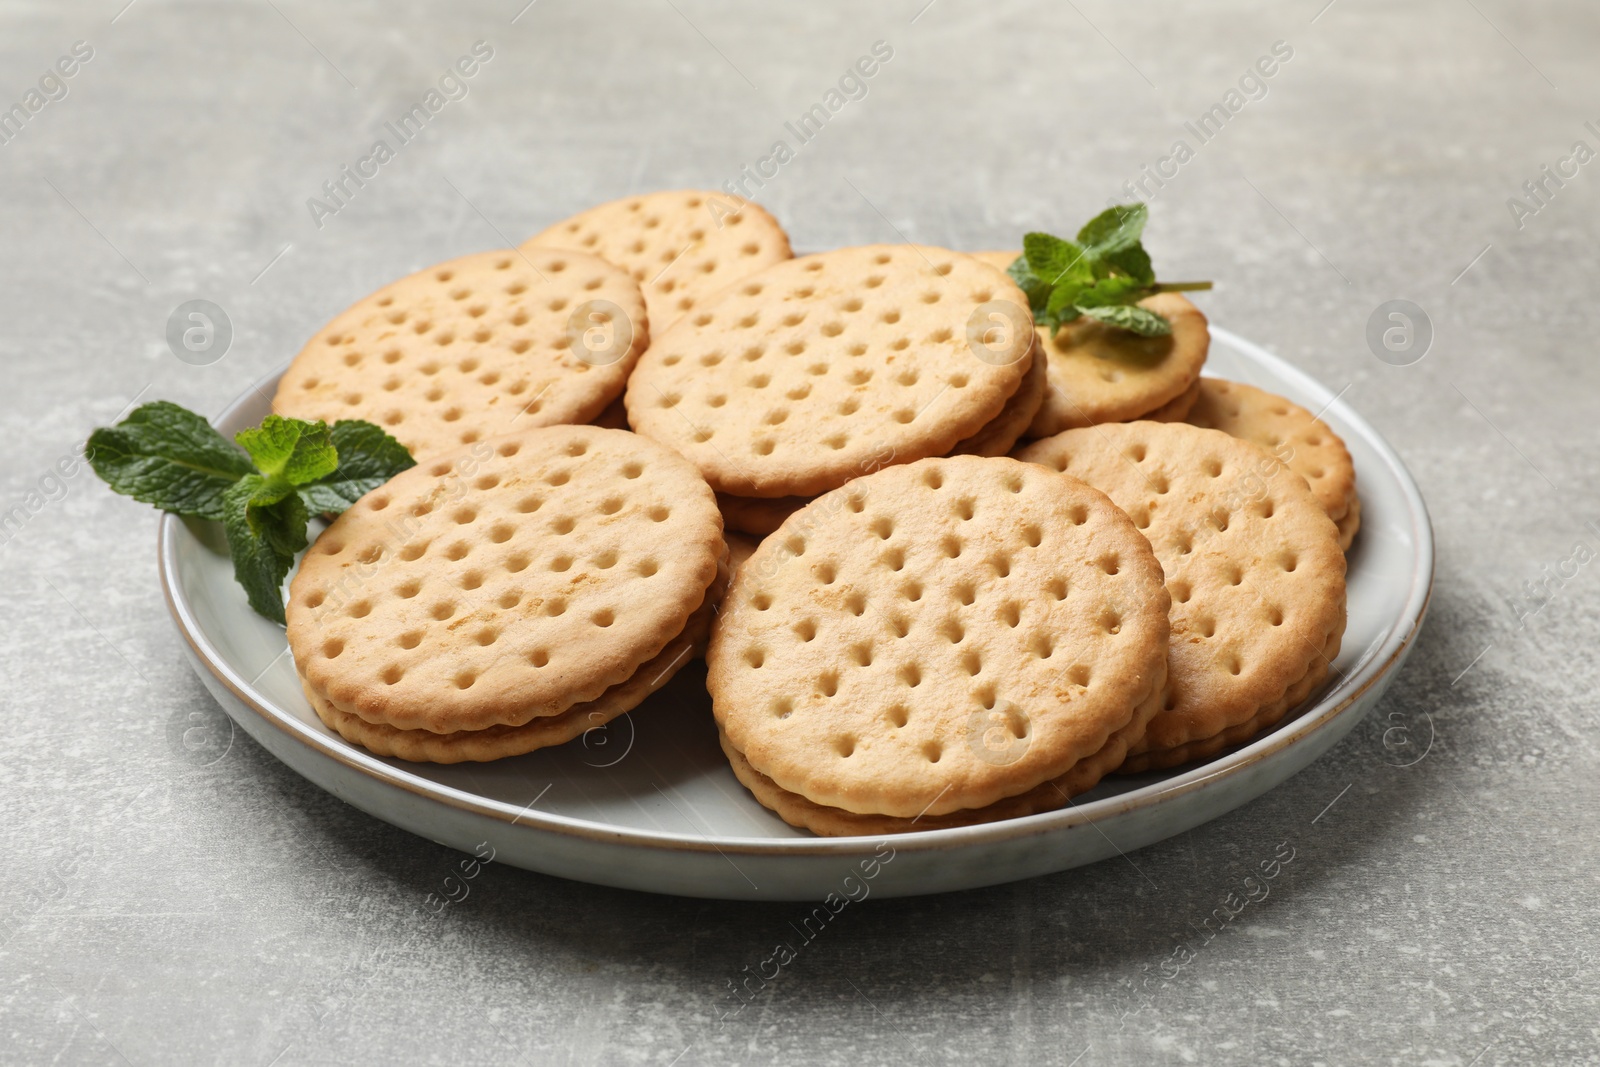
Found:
[3,2,1597,1064]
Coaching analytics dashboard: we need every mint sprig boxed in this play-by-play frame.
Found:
[1009,204,1212,337]
[88,404,414,624]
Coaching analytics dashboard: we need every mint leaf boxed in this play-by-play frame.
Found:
[258,493,310,559]
[240,474,310,557]
[222,476,297,625]
[236,415,338,487]
[1076,203,1148,256]
[1079,303,1172,336]
[1018,205,1206,337]
[1105,244,1154,286]
[89,402,417,625]
[85,401,254,521]
[1107,246,1158,287]
[1073,275,1145,309]
[1044,280,1088,329]
[1005,255,1051,318]
[298,420,416,515]
[1022,232,1091,286]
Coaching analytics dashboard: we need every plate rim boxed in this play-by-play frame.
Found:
[159,326,1434,857]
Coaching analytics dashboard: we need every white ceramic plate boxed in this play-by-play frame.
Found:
[161,327,1432,900]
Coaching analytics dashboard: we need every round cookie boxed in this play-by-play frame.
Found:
[626,246,1036,499]
[522,190,792,333]
[708,455,1171,819]
[1028,292,1209,436]
[949,334,1048,457]
[305,565,727,763]
[287,425,724,734]
[1119,622,1339,773]
[275,249,648,462]
[1184,378,1359,550]
[1016,423,1347,766]
[714,338,1047,535]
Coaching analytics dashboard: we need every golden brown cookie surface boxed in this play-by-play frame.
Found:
[306,566,726,763]
[523,190,791,333]
[950,334,1048,457]
[719,657,1163,835]
[1140,377,1201,424]
[627,246,1035,498]
[287,425,723,734]
[1184,378,1359,549]
[1017,422,1346,763]
[274,249,647,461]
[709,455,1170,818]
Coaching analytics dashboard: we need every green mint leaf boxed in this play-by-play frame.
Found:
[222,476,297,624]
[1005,255,1052,318]
[1018,205,1208,336]
[1104,244,1155,286]
[236,473,310,556]
[1076,203,1148,256]
[242,474,296,509]
[235,415,338,487]
[1022,232,1091,287]
[85,401,254,521]
[1045,280,1089,321]
[1078,303,1172,337]
[1073,275,1145,309]
[298,420,416,516]
[89,405,412,624]
[254,490,310,560]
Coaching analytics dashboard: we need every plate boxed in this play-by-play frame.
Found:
[160,327,1432,901]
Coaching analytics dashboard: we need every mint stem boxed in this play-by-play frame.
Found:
[1152,281,1213,293]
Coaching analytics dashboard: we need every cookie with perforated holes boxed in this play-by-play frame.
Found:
[275,249,648,462]
[287,425,724,738]
[1184,378,1360,550]
[1016,422,1347,772]
[303,558,729,763]
[712,340,1048,538]
[717,675,1160,835]
[626,246,1037,499]
[711,337,1046,537]
[948,332,1048,457]
[522,190,792,333]
[709,455,1170,823]
[969,251,1208,438]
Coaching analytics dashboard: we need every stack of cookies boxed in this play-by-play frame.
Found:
[709,455,1171,834]
[275,248,650,462]
[285,425,726,763]
[1016,424,1346,772]
[276,188,1361,837]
